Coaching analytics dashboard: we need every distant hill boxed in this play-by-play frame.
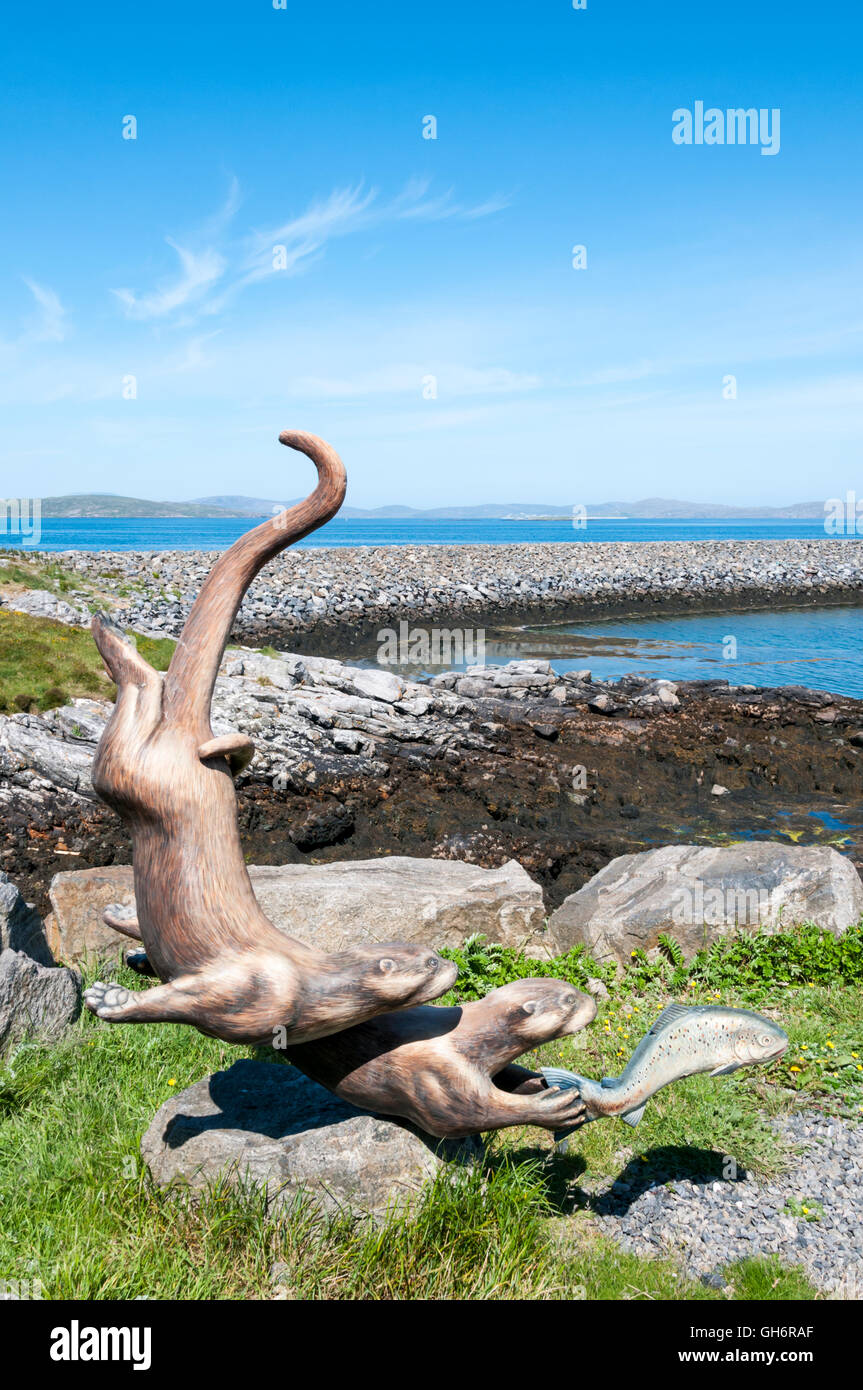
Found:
[192,495,830,520]
[42,495,260,519]
[192,494,300,515]
[41,493,830,520]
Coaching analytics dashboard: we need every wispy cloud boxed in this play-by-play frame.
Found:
[113,177,510,322]
[113,241,228,321]
[575,359,659,388]
[21,279,67,343]
[110,179,243,321]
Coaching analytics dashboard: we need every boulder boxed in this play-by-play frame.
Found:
[248,856,545,952]
[0,948,81,1055]
[547,843,863,964]
[45,865,134,964]
[141,1059,481,1219]
[0,717,95,795]
[47,856,546,964]
[0,871,53,965]
[348,669,405,704]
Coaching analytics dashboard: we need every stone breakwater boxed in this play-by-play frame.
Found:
[47,538,863,647]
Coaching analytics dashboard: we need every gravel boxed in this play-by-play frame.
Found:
[586,1111,863,1297]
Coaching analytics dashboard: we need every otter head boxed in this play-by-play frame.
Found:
[351,942,458,1008]
[498,978,597,1041]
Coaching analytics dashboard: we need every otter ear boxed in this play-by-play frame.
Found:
[379,958,396,974]
[521,1000,537,1015]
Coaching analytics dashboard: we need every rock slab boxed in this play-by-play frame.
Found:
[47,855,546,964]
[0,948,81,1055]
[141,1059,481,1219]
[548,842,863,964]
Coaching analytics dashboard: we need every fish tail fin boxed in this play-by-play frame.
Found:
[540,1066,594,1148]
[541,1066,587,1092]
[620,1102,647,1128]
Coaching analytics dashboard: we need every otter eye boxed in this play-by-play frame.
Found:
[426,957,438,970]
[521,1000,536,1016]
[379,958,395,974]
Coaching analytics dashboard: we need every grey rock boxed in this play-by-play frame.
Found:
[0,871,53,965]
[584,976,610,1000]
[141,1059,482,1219]
[455,677,494,699]
[0,948,81,1054]
[348,669,405,704]
[547,842,863,963]
[0,587,89,626]
[28,540,863,648]
[0,717,95,795]
[47,855,547,964]
[588,692,619,714]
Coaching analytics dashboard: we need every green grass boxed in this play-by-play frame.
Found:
[0,554,83,595]
[2,931,851,1301]
[0,999,817,1300]
[0,609,176,713]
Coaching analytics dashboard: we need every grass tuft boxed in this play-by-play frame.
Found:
[0,609,175,712]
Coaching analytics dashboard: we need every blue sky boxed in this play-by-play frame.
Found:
[2,0,861,509]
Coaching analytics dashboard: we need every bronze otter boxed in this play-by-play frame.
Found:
[83,429,598,1138]
[287,978,597,1138]
[82,433,457,1045]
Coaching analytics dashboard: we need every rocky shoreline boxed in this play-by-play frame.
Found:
[2,643,862,922]
[30,537,863,651]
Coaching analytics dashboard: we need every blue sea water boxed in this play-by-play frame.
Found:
[476,607,863,700]
[18,515,857,552]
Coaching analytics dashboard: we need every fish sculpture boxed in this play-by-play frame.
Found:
[541,1002,787,1140]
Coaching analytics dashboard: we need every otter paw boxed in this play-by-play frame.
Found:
[535,1085,587,1128]
[84,980,133,1019]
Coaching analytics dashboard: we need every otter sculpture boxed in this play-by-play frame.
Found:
[287,979,595,1138]
[84,429,593,1137]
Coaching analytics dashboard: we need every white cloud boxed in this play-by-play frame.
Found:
[575,360,658,388]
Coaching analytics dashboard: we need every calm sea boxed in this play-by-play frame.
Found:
[22,515,854,551]
[470,607,863,701]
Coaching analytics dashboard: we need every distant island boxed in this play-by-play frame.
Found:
[38,492,830,521]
